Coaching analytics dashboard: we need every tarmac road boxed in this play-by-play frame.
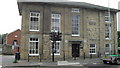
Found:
[2,64,120,68]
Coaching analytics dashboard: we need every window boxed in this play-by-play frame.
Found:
[51,14,61,32]
[72,8,80,12]
[29,37,39,56]
[51,41,60,55]
[105,24,111,39]
[105,44,111,54]
[89,44,96,54]
[72,15,80,36]
[15,35,18,38]
[105,12,110,23]
[29,12,40,31]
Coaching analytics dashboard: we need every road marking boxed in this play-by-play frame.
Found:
[30,63,43,65]
[83,63,88,64]
[58,61,81,66]
[93,63,97,64]
[58,61,68,65]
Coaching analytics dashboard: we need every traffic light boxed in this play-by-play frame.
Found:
[49,32,62,41]
[54,32,59,41]
[58,32,62,41]
[49,32,54,41]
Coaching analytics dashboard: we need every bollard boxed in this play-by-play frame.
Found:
[90,54,92,59]
[84,52,85,59]
[28,54,29,62]
[40,54,41,62]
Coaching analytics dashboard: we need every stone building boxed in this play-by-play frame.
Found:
[118,1,120,31]
[17,0,118,60]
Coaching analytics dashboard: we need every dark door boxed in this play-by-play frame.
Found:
[72,44,80,57]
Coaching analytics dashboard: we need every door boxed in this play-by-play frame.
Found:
[72,44,80,57]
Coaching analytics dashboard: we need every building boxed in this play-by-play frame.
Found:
[3,29,21,54]
[17,0,118,60]
[118,1,120,31]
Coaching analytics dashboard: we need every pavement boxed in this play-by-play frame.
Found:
[2,55,103,68]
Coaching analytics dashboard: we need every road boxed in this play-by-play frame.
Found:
[1,55,120,68]
[2,63,120,68]
[2,55,15,66]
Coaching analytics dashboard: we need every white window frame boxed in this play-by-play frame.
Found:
[105,23,111,39]
[51,41,60,55]
[72,15,80,36]
[29,12,40,32]
[29,37,39,56]
[105,11,111,23]
[72,8,80,13]
[89,44,96,54]
[51,13,61,32]
[105,43,111,54]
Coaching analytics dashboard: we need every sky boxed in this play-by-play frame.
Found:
[0,0,120,34]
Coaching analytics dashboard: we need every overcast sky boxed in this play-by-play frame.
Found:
[0,0,120,34]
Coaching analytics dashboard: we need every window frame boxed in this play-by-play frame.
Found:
[105,43,111,54]
[29,12,40,32]
[105,11,111,23]
[51,41,60,55]
[89,44,96,54]
[71,8,80,13]
[72,15,80,36]
[51,13,61,32]
[105,23,111,39]
[29,37,39,56]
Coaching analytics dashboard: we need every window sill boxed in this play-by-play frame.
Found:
[89,53,96,54]
[51,54,60,56]
[29,30,39,32]
[29,54,39,56]
[72,35,80,37]
[105,38,111,40]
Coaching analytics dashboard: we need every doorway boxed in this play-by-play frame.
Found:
[72,44,80,57]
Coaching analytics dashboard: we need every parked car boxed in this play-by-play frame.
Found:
[101,54,120,64]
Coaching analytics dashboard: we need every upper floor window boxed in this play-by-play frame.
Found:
[105,23,111,39]
[72,8,80,13]
[29,12,40,31]
[105,11,110,23]
[72,15,80,36]
[51,14,61,32]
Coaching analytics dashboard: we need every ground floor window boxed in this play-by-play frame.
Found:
[105,44,111,54]
[51,41,60,55]
[29,37,39,56]
[89,44,96,54]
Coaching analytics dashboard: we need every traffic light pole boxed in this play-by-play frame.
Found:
[52,41,55,62]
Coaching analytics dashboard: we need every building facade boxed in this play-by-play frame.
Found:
[118,1,120,31]
[6,29,21,54]
[17,1,118,60]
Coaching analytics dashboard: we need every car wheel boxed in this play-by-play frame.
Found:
[103,60,107,64]
[116,59,120,64]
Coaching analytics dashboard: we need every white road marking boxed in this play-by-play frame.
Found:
[30,63,43,65]
[58,61,81,66]
[93,63,97,64]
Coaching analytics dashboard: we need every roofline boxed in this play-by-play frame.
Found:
[17,1,120,15]
[7,29,21,36]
